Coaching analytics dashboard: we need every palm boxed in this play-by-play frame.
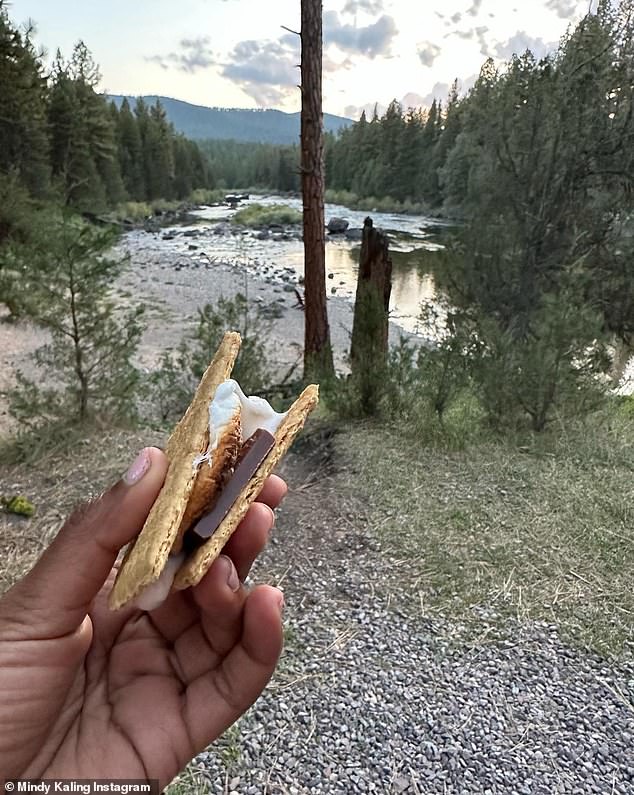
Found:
[48,578,213,782]
[0,450,284,788]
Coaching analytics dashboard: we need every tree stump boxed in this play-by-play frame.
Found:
[350,217,393,413]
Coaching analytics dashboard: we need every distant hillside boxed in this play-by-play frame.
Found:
[107,95,352,145]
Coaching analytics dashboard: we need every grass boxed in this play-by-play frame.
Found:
[112,194,214,222]
[337,405,634,657]
[189,188,226,206]
[165,762,209,795]
[231,203,302,228]
[0,427,164,594]
[324,188,434,216]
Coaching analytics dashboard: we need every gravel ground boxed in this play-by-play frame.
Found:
[194,453,634,795]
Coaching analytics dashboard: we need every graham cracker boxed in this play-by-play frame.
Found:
[108,331,241,610]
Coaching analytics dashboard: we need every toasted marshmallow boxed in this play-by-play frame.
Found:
[197,379,287,468]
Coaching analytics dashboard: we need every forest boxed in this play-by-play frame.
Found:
[1,0,633,435]
[0,10,211,223]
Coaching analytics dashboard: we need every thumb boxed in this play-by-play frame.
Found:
[1,447,168,639]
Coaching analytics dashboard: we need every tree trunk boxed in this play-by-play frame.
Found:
[350,217,393,414]
[301,0,334,380]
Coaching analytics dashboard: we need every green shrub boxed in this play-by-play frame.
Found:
[323,320,480,449]
[150,198,181,214]
[325,189,359,207]
[189,294,274,393]
[232,203,302,228]
[143,293,276,425]
[468,295,609,432]
[189,188,226,205]
[113,201,152,221]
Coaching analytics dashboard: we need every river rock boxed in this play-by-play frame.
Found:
[345,228,363,240]
[327,217,349,234]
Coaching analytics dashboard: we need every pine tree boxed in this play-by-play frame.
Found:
[48,43,122,211]
[143,101,175,200]
[8,212,143,427]
[0,5,50,195]
[112,100,137,199]
[379,100,406,199]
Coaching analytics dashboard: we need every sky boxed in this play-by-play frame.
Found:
[8,0,596,118]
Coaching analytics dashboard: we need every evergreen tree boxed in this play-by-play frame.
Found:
[143,101,175,200]
[48,43,123,211]
[8,212,143,427]
[379,100,406,199]
[0,4,50,195]
[48,52,104,210]
[438,5,634,428]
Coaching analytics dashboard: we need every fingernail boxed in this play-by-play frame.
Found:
[220,555,240,592]
[275,588,285,612]
[123,448,151,486]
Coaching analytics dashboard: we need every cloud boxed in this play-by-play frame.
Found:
[451,13,463,23]
[401,92,426,108]
[222,39,299,106]
[417,42,442,68]
[468,0,484,16]
[344,75,481,120]
[404,76,479,108]
[545,0,584,18]
[474,26,491,55]
[416,82,452,107]
[344,101,386,119]
[448,25,491,55]
[342,0,385,14]
[145,36,214,73]
[221,29,355,107]
[494,30,558,60]
[323,11,398,58]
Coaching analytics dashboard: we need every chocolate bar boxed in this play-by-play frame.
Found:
[189,429,276,541]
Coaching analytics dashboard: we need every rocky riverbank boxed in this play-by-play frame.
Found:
[0,221,411,426]
[117,226,412,377]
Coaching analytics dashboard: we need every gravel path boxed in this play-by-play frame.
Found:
[194,456,634,795]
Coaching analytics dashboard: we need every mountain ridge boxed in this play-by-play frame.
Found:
[107,94,353,145]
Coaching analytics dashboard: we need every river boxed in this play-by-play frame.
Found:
[187,194,450,336]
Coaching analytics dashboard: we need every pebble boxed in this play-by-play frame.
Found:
[193,510,634,794]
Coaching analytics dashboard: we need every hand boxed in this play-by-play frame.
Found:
[0,447,285,787]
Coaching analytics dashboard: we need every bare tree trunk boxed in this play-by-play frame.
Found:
[350,217,393,414]
[301,0,334,380]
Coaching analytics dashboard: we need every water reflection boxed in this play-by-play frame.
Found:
[190,195,450,335]
[321,244,440,333]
